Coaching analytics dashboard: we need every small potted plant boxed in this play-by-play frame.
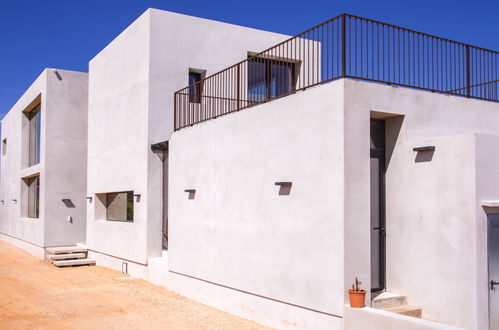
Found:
[348,277,366,308]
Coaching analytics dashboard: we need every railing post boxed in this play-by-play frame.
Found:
[342,14,347,78]
[466,45,470,97]
[173,92,177,131]
[237,63,241,110]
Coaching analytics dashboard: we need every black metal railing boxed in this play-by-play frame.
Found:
[174,14,499,130]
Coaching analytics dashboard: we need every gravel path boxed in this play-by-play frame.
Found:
[0,241,269,330]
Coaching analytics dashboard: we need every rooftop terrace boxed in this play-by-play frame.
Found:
[174,14,499,130]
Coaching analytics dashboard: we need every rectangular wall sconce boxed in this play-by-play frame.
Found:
[413,146,435,152]
[62,199,75,208]
[12,199,17,204]
[185,189,196,200]
[134,193,141,202]
[275,182,292,186]
[275,182,292,196]
[86,196,93,203]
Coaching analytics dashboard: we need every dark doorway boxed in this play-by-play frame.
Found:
[370,119,386,292]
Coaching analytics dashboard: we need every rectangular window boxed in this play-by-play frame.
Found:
[188,71,203,103]
[248,56,296,102]
[28,104,41,166]
[2,138,6,156]
[105,191,134,222]
[25,176,40,218]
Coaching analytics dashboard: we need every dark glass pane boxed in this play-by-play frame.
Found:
[189,72,202,103]
[270,61,293,97]
[27,176,40,218]
[28,104,41,166]
[370,119,385,150]
[247,59,266,102]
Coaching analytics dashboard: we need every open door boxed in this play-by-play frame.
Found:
[370,119,386,292]
[488,214,499,330]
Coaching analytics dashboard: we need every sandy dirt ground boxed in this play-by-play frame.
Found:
[0,241,269,330]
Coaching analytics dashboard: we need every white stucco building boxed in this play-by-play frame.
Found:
[0,69,88,257]
[2,8,499,330]
[85,9,290,275]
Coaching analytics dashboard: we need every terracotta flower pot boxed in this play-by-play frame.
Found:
[348,289,366,308]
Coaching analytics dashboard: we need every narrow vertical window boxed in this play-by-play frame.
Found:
[188,71,203,103]
[28,104,41,166]
[25,175,40,218]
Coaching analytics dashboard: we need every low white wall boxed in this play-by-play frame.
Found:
[0,232,45,258]
[343,307,466,330]
[169,81,345,326]
[167,271,343,330]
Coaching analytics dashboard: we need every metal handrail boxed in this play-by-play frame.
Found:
[174,14,499,130]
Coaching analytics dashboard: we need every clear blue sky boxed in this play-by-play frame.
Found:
[1,0,498,118]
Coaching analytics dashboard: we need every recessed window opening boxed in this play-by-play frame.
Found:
[188,69,206,103]
[27,104,41,166]
[105,191,134,222]
[247,55,297,103]
[2,138,6,156]
[23,175,40,218]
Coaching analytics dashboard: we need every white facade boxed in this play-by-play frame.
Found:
[169,79,499,329]
[86,9,290,268]
[2,8,499,330]
[0,69,88,257]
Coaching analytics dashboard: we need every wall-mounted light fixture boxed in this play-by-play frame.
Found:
[185,189,196,200]
[413,146,435,163]
[413,146,435,152]
[62,199,75,208]
[0,200,4,204]
[86,196,93,203]
[12,199,17,204]
[52,68,62,81]
[275,182,292,196]
[134,193,141,202]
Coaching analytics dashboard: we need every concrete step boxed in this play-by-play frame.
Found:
[46,246,88,255]
[383,304,422,318]
[372,292,407,309]
[47,253,87,261]
[53,258,96,267]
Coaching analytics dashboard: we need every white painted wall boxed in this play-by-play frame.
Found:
[44,69,88,247]
[87,8,291,265]
[169,78,499,329]
[169,81,345,326]
[384,135,477,328]
[474,134,499,330]
[0,69,88,250]
[344,306,466,330]
[344,79,499,329]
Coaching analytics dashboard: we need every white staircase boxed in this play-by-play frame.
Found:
[372,292,422,318]
[46,246,95,267]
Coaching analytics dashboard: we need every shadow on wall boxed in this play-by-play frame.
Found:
[415,150,435,163]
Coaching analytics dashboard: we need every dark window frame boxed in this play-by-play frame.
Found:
[188,71,203,103]
[247,56,297,103]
